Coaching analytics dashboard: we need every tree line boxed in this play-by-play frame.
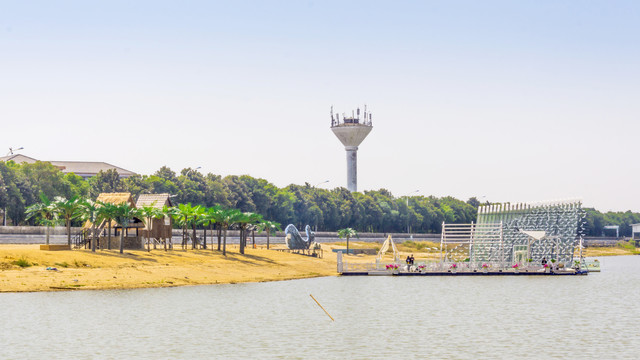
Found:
[1,160,638,236]
[25,193,278,255]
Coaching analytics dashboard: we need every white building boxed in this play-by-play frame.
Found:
[0,154,136,179]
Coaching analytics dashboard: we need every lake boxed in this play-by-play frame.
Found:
[1,256,639,359]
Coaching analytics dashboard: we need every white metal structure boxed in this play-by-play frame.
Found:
[377,235,399,261]
[440,222,503,262]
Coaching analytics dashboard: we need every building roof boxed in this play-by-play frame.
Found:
[49,161,136,178]
[84,193,138,229]
[96,193,136,207]
[0,154,38,163]
[136,193,173,209]
[0,154,136,178]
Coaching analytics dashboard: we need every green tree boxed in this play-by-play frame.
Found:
[139,203,164,252]
[170,203,203,249]
[190,205,206,249]
[123,175,151,198]
[223,175,255,211]
[97,201,119,250]
[199,205,221,251]
[89,169,124,198]
[155,166,177,183]
[218,208,243,256]
[236,212,263,254]
[20,161,70,200]
[78,199,101,252]
[25,194,58,245]
[337,227,358,255]
[111,202,141,254]
[52,196,82,246]
[257,219,281,249]
[176,169,207,206]
[63,173,90,198]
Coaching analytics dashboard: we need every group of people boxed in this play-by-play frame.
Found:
[405,254,415,271]
[541,257,557,271]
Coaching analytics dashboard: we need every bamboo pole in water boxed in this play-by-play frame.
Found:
[310,294,334,321]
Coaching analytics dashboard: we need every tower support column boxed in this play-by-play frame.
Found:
[346,146,358,192]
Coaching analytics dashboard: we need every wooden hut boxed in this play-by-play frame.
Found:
[136,193,173,249]
[83,192,144,250]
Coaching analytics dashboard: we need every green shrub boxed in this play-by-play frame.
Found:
[12,257,32,268]
[617,241,636,251]
[55,262,70,268]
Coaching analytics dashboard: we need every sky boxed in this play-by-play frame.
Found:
[0,1,638,212]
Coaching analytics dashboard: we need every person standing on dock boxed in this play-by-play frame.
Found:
[406,254,415,271]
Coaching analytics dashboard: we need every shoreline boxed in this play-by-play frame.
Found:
[0,244,634,293]
[0,244,338,293]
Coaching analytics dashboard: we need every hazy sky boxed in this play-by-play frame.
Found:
[1,1,638,211]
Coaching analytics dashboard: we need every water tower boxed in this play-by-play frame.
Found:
[331,106,373,192]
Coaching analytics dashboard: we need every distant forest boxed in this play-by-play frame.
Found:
[1,160,638,236]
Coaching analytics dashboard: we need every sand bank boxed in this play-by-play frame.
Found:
[0,244,337,292]
[1,242,633,293]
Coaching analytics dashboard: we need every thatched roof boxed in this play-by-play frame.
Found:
[136,193,173,209]
[96,193,136,207]
[83,193,142,230]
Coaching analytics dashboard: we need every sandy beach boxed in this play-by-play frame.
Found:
[0,242,633,293]
[0,244,338,292]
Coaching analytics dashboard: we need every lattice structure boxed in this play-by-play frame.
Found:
[441,223,502,262]
[473,199,585,265]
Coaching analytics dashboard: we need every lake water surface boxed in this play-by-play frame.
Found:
[1,256,639,359]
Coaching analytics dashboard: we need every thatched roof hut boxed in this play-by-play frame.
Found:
[84,192,143,230]
[136,193,173,240]
[82,192,145,250]
[96,192,136,207]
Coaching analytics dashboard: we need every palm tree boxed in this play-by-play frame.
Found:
[139,203,163,252]
[208,206,225,251]
[25,193,57,245]
[337,228,358,256]
[218,208,242,256]
[190,205,205,250]
[52,196,81,246]
[257,219,281,250]
[200,206,220,251]
[161,205,174,251]
[170,204,191,250]
[97,202,119,250]
[170,203,204,250]
[236,212,263,254]
[78,199,101,252]
[112,202,141,254]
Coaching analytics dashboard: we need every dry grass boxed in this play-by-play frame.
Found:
[0,244,337,292]
[584,246,639,257]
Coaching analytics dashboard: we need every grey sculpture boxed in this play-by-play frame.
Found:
[284,224,315,249]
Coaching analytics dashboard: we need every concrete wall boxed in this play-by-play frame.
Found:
[0,226,82,235]
[91,236,143,250]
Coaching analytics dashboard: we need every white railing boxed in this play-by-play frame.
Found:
[340,259,575,273]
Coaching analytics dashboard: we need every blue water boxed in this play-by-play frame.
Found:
[1,256,639,359]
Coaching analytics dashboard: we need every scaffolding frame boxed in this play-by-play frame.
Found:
[439,200,585,268]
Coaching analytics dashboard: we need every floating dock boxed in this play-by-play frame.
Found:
[341,270,589,276]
